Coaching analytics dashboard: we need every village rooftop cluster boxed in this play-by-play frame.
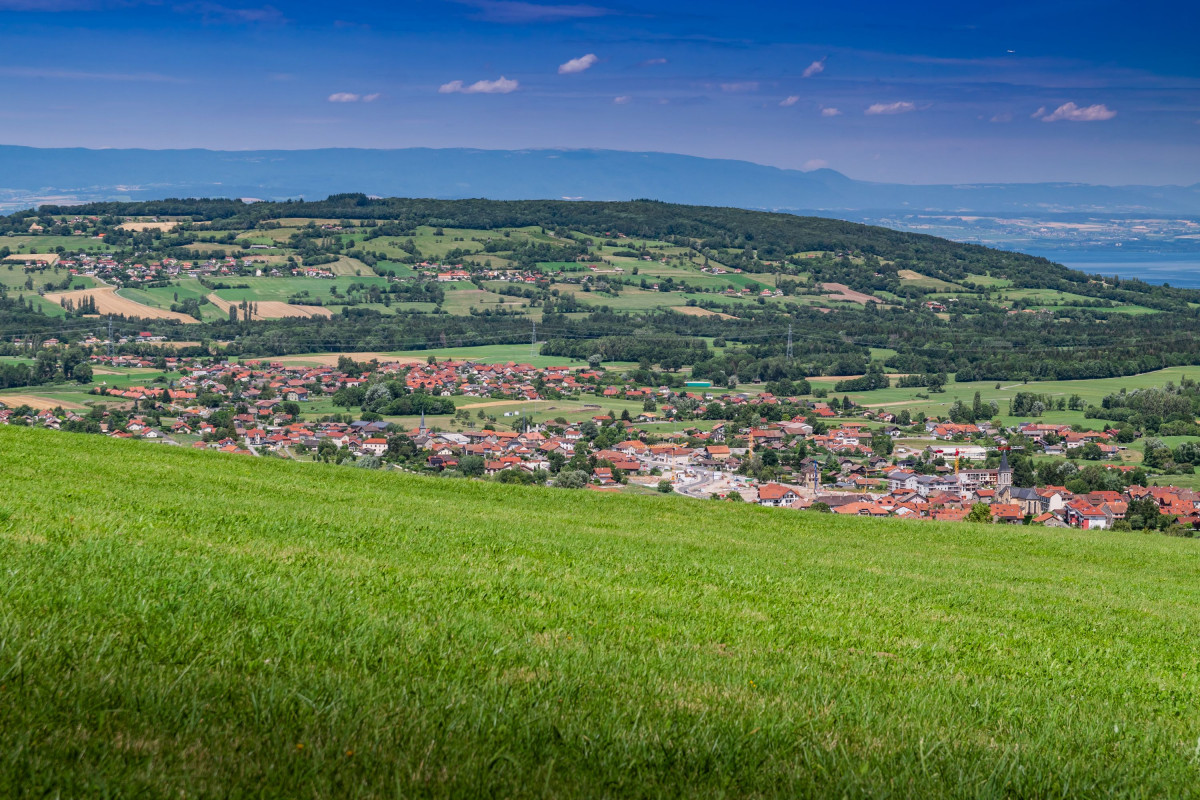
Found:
[0,350,1192,533]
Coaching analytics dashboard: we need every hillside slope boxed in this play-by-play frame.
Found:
[2,427,1200,797]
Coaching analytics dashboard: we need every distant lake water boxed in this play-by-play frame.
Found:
[1017,249,1200,288]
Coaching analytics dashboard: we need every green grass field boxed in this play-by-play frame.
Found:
[3,426,1200,796]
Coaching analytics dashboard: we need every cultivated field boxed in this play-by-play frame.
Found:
[3,253,59,266]
[3,426,1200,796]
[0,393,87,410]
[674,305,736,319]
[117,221,179,232]
[44,287,197,323]
[205,293,332,320]
[820,282,882,304]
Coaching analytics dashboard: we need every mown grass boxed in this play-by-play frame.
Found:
[3,426,1200,797]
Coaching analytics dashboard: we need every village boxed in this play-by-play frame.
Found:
[0,348,1194,533]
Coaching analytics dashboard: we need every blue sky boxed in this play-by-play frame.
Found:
[0,0,1197,184]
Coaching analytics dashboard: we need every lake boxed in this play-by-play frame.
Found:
[1017,249,1200,288]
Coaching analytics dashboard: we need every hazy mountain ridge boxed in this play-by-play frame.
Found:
[2,146,1199,214]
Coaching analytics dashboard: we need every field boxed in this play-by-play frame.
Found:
[205,292,332,320]
[3,426,1200,796]
[44,286,197,323]
[846,366,1200,425]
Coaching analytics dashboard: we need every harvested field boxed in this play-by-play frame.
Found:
[117,221,179,232]
[267,352,422,367]
[820,282,880,304]
[456,400,533,410]
[206,294,333,320]
[3,253,59,266]
[45,287,197,323]
[0,393,88,411]
[674,306,735,319]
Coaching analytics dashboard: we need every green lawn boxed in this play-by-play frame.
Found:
[3,426,1200,796]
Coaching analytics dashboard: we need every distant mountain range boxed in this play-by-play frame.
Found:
[2,145,1199,214]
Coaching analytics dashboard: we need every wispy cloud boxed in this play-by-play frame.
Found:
[990,112,1012,123]
[613,95,631,104]
[328,92,380,103]
[865,101,916,115]
[1039,101,1117,122]
[558,53,598,74]
[720,81,759,93]
[439,76,520,94]
[803,158,828,170]
[175,2,285,24]
[802,58,826,78]
[820,107,842,117]
[451,0,612,23]
[0,0,285,22]
[779,95,799,107]
[639,57,667,67]
[0,66,186,83]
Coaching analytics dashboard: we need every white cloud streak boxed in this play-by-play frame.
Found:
[1040,101,1117,122]
[865,101,916,115]
[438,76,520,94]
[719,81,759,93]
[613,95,631,104]
[802,58,826,78]
[328,91,381,103]
[820,107,842,116]
[779,95,799,107]
[558,53,598,74]
[0,66,185,82]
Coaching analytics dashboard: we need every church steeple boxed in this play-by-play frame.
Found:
[998,447,1012,489]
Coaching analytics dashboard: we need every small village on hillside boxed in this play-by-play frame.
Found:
[1,347,1194,534]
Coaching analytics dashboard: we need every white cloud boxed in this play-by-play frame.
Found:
[1040,101,1117,122]
[802,58,826,78]
[865,101,916,115]
[559,53,598,75]
[720,81,759,93]
[639,57,667,66]
[1031,106,1046,119]
[329,91,381,103]
[803,159,828,170]
[820,107,842,117]
[613,95,631,104]
[990,112,1012,123]
[438,76,520,94]
[779,95,800,107]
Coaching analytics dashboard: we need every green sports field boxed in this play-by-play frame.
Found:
[3,426,1200,796]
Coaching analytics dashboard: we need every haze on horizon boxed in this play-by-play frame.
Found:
[0,0,1197,186]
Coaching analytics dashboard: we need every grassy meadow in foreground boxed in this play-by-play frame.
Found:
[2,426,1200,797]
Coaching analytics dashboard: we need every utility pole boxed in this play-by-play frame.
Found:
[786,323,793,362]
[531,320,537,358]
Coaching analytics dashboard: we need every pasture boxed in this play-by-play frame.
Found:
[3,426,1200,796]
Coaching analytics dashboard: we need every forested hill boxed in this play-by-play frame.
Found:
[16,195,1170,297]
[7,196,1200,383]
